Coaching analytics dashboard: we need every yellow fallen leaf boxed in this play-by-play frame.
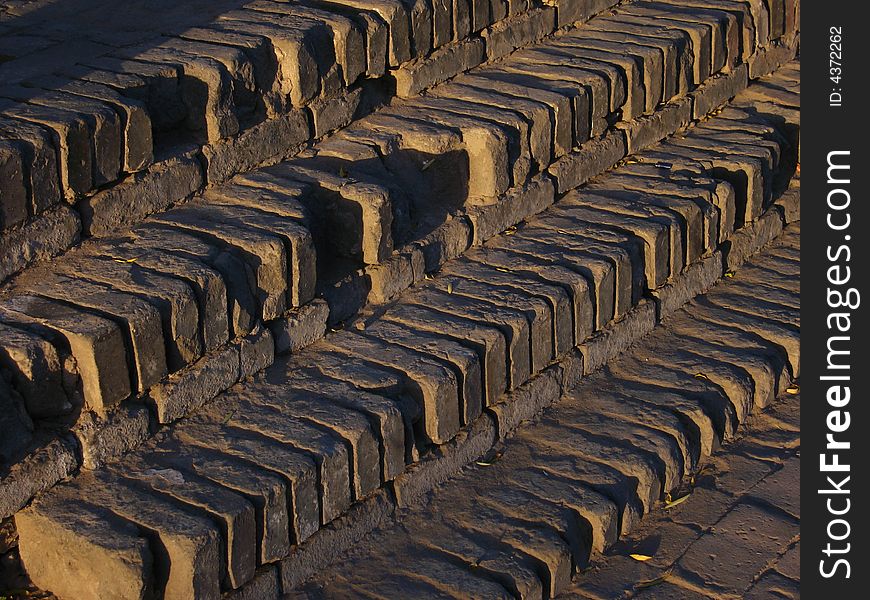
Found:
[724,270,736,278]
[113,256,139,263]
[446,282,453,294]
[495,267,511,273]
[664,494,691,509]
[786,385,800,395]
[694,372,710,381]
[629,554,653,562]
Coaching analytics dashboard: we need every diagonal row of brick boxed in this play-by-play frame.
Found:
[0,7,798,465]
[5,60,799,598]
[0,0,799,284]
[289,222,800,600]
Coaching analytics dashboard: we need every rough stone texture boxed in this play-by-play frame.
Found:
[1,10,802,596]
[269,299,329,354]
[149,346,239,424]
[297,220,800,598]
[79,151,204,238]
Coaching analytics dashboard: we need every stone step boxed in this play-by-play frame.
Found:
[0,0,622,277]
[0,0,799,283]
[0,60,798,515]
[7,66,799,598]
[289,221,800,599]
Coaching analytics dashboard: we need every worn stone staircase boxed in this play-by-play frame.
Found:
[0,0,799,598]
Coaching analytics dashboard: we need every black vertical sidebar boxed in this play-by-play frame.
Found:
[802,1,869,596]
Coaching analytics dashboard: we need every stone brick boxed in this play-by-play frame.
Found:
[556,193,673,290]
[247,1,366,87]
[689,295,799,377]
[363,319,484,425]
[488,234,606,336]
[548,130,627,193]
[465,175,555,246]
[55,254,204,370]
[597,178,710,262]
[486,366,562,437]
[393,38,485,98]
[281,359,408,481]
[15,270,167,394]
[268,159,394,265]
[79,151,203,238]
[0,99,93,196]
[677,502,798,595]
[175,412,321,546]
[384,302,508,408]
[1,86,122,187]
[617,97,694,155]
[534,416,663,514]
[650,0,742,67]
[607,356,737,442]
[509,47,618,119]
[1,295,130,415]
[691,63,749,118]
[609,11,710,85]
[130,224,257,339]
[117,45,239,142]
[582,25,683,101]
[410,287,531,390]
[148,439,292,567]
[592,15,697,91]
[434,487,574,597]
[449,257,574,356]
[619,163,735,244]
[637,332,757,423]
[149,346,239,424]
[68,470,223,600]
[626,3,728,75]
[491,458,620,553]
[110,454,256,590]
[16,493,154,600]
[213,14,331,108]
[0,321,70,418]
[196,194,316,308]
[152,206,290,322]
[200,110,310,185]
[554,401,686,493]
[416,95,535,185]
[323,330,462,445]
[35,75,153,172]
[0,140,28,230]
[461,71,576,154]
[210,390,351,524]
[483,7,556,60]
[247,380,380,500]
[95,239,230,353]
[546,37,648,117]
[0,116,62,213]
[430,274,554,374]
[413,515,545,599]
[748,457,799,519]
[468,245,595,346]
[270,299,329,354]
